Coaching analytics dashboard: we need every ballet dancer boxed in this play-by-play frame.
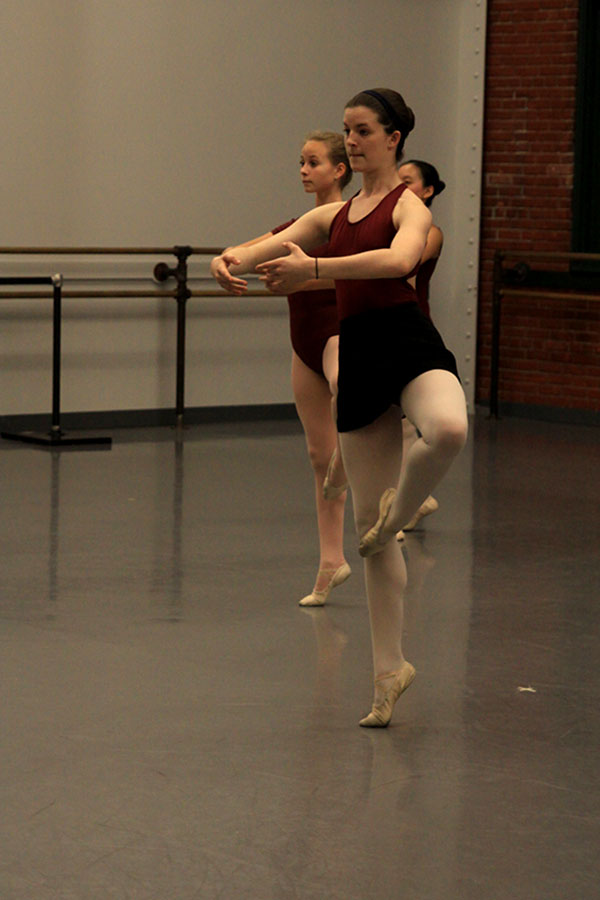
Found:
[396,159,447,535]
[398,159,446,320]
[211,131,352,607]
[212,88,468,727]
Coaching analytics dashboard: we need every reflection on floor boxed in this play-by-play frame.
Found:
[1,413,599,899]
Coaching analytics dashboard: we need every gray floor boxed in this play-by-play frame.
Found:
[1,413,599,900]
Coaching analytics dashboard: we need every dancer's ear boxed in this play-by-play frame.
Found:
[387,130,401,152]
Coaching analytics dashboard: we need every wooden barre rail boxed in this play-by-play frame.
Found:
[0,289,282,299]
[0,246,224,255]
[0,289,178,299]
[495,250,600,263]
[500,288,600,303]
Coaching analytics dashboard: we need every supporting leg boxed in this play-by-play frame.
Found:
[292,349,349,605]
[339,407,408,679]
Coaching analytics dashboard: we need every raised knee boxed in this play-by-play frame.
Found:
[427,416,468,457]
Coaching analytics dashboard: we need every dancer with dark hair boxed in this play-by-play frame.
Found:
[211,132,352,607]
[396,158,447,535]
[398,159,446,319]
[211,88,468,727]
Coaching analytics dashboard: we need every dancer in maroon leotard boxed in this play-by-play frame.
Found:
[211,132,352,607]
[398,159,446,320]
[396,159,447,535]
[212,89,468,727]
[270,217,338,378]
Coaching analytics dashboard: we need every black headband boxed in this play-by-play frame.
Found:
[362,89,402,132]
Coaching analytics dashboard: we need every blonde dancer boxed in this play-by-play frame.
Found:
[212,132,352,607]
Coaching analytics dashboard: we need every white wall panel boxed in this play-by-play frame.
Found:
[0,0,486,416]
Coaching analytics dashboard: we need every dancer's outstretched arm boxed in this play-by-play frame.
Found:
[210,204,341,295]
[257,189,431,293]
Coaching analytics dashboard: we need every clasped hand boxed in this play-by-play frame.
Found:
[210,252,248,296]
[256,242,312,293]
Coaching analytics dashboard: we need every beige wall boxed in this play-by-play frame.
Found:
[0,0,486,417]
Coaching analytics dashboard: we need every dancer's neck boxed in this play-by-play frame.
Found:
[315,185,344,207]
[359,167,401,198]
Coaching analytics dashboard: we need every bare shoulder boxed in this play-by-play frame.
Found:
[420,223,444,263]
[428,223,444,253]
[393,187,432,229]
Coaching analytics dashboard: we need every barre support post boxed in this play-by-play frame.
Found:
[154,246,192,428]
[1,274,111,448]
[50,274,63,438]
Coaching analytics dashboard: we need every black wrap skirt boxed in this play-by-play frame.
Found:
[336,302,460,433]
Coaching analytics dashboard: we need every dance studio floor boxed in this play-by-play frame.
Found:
[1,412,599,899]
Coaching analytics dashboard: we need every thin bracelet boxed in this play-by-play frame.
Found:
[315,258,319,279]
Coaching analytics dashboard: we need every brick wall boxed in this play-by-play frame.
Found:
[476,0,600,417]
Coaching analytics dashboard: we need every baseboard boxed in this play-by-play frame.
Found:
[5,400,596,434]
[476,402,599,427]
[0,403,299,433]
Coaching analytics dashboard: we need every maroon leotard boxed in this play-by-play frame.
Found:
[327,184,459,432]
[272,219,338,377]
[328,183,418,320]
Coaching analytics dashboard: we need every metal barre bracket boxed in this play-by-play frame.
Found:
[502,262,530,285]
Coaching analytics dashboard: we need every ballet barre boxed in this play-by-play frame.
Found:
[490,249,600,418]
[0,246,284,443]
